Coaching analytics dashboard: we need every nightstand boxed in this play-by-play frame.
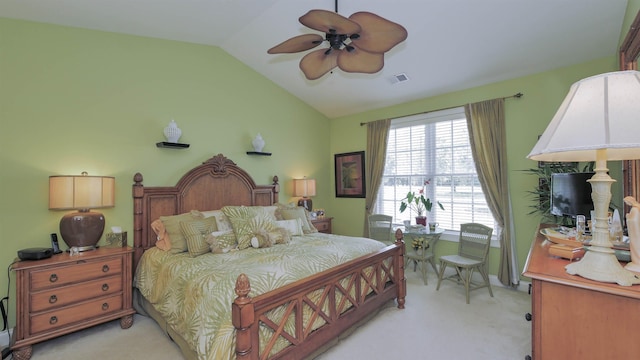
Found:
[311,217,333,234]
[11,247,135,360]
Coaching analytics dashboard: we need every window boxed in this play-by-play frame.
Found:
[375,107,495,231]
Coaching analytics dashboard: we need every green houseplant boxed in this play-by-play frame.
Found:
[399,180,444,225]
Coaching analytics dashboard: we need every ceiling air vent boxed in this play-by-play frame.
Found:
[390,73,410,84]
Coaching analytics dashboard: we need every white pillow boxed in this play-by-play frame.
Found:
[276,219,304,236]
[200,210,233,232]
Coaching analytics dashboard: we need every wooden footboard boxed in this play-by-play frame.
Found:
[233,230,406,360]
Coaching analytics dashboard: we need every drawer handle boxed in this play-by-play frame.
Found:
[102,265,110,273]
[102,303,109,311]
[49,274,58,283]
[102,284,109,291]
[49,316,58,325]
[49,295,58,304]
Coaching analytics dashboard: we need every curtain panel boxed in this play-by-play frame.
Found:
[363,119,391,237]
[464,99,519,287]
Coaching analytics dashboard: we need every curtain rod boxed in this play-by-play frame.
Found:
[359,92,523,126]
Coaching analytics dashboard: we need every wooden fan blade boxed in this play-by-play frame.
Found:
[349,12,408,53]
[337,49,384,74]
[299,9,361,35]
[268,34,324,54]
[300,48,339,80]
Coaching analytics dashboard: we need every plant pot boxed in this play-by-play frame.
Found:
[415,216,427,226]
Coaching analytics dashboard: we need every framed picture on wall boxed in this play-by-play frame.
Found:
[335,151,366,198]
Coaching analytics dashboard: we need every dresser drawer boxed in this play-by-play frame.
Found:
[30,294,123,334]
[30,276,122,312]
[30,257,122,291]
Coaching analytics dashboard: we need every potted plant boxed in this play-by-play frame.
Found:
[399,180,444,226]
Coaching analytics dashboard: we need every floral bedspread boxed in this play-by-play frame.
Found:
[134,233,385,360]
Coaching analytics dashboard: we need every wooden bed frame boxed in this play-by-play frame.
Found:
[132,153,406,360]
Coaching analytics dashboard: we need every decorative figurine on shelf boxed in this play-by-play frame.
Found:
[624,196,640,273]
[252,133,265,152]
[164,119,182,143]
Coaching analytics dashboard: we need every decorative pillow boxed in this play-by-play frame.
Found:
[206,230,239,254]
[276,203,318,234]
[222,206,279,250]
[200,210,233,232]
[276,219,304,236]
[151,219,171,251]
[180,216,218,257]
[159,211,204,253]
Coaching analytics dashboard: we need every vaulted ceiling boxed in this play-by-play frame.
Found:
[0,0,629,118]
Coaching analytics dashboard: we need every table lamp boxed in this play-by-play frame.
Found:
[528,70,640,286]
[293,177,316,211]
[49,172,115,251]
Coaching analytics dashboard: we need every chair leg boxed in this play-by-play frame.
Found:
[464,267,474,304]
[421,260,428,285]
[436,261,447,290]
[479,265,494,297]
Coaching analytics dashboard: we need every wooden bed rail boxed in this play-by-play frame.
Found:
[233,229,406,360]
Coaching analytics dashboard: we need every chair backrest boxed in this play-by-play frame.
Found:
[458,223,493,261]
[368,214,393,243]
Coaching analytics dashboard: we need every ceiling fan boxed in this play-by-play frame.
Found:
[267,1,408,80]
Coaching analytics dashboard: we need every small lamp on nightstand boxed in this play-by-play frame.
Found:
[293,177,316,212]
[49,172,115,251]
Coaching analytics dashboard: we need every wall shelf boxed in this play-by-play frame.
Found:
[156,142,190,149]
[246,151,271,156]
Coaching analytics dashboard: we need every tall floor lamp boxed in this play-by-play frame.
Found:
[528,70,640,286]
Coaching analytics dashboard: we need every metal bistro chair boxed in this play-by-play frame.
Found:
[436,223,494,304]
[367,214,394,245]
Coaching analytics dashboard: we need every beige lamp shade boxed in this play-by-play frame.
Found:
[528,70,640,162]
[49,173,115,251]
[293,178,316,197]
[49,174,115,210]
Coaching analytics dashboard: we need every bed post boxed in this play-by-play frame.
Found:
[132,172,144,269]
[394,229,406,309]
[233,273,255,360]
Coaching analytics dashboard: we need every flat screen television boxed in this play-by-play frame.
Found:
[550,172,594,219]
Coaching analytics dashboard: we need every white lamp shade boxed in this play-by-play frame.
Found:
[293,178,316,197]
[49,175,115,210]
[528,70,640,162]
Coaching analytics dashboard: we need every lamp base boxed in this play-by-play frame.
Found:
[565,248,640,286]
[59,210,105,252]
[624,261,640,273]
[298,197,313,212]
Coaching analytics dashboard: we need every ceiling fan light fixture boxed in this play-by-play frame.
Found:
[270,7,407,80]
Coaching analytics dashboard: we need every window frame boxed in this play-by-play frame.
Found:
[375,107,498,244]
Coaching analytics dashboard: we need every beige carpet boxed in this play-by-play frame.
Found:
[27,270,531,359]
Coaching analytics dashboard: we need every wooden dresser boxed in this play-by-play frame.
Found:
[523,224,640,360]
[311,217,333,234]
[11,247,135,360]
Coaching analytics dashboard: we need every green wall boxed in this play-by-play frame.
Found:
[0,18,332,327]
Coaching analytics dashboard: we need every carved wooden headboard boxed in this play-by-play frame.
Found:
[132,153,279,268]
